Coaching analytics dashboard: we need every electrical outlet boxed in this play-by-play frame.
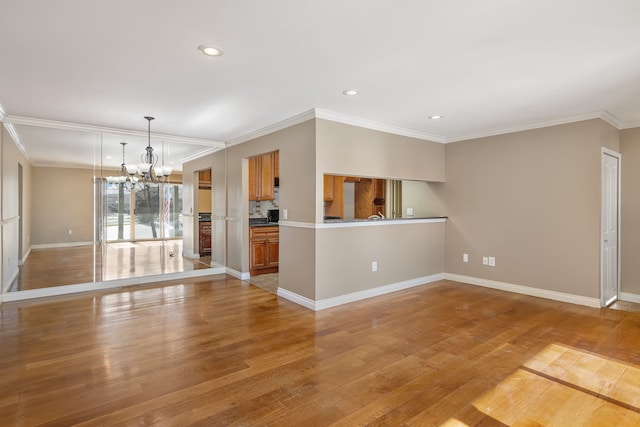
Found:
[489,257,496,267]
[463,253,469,263]
[282,208,288,220]
[407,207,413,216]
[483,257,488,265]
[372,261,377,272]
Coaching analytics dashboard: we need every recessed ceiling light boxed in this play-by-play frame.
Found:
[104,155,113,159]
[198,44,224,57]
[428,115,443,119]
[342,89,359,96]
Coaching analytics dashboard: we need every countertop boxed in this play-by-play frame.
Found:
[323,216,447,224]
[249,218,279,227]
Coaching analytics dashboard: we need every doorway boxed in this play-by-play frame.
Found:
[196,169,212,260]
[601,148,620,307]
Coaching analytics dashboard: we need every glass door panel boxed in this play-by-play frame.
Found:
[105,182,132,241]
[163,184,183,238]
[134,184,160,239]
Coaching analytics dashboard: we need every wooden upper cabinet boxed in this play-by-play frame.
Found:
[260,152,274,200]
[373,179,385,203]
[248,156,259,201]
[274,151,279,179]
[199,169,212,189]
[323,174,334,202]
[248,152,275,201]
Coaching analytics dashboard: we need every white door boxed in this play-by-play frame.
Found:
[601,150,620,307]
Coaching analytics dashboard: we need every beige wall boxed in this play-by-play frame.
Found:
[182,149,226,265]
[316,119,445,223]
[620,127,640,295]
[313,120,446,299]
[402,180,446,218]
[316,119,445,180]
[440,119,620,299]
[32,167,94,246]
[224,119,316,278]
[198,189,212,213]
[316,222,444,299]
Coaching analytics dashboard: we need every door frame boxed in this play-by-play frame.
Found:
[600,147,621,307]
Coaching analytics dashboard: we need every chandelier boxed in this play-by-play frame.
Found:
[106,116,173,185]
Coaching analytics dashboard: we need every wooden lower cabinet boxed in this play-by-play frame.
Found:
[199,221,211,257]
[250,226,279,275]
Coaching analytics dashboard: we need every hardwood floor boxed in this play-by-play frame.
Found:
[1,277,640,425]
[11,241,211,292]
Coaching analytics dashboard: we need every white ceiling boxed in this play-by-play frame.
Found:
[1,0,640,169]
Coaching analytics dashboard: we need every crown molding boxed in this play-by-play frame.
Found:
[4,115,225,147]
[445,111,624,143]
[599,110,625,129]
[226,109,316,147]
[2,122,32,162]
[226,108,446,147]
[0,103,5,121]
[621,119,640,130]
[180,146,225,163]
[314,108,446,143]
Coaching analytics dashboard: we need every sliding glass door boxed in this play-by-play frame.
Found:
[104,182,182,242]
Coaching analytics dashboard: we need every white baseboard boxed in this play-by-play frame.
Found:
[619,292,640,304]
[183,250,200,259]
[225,268,250,280]
[19,246,32,265]
[2,269,19,293]
[278,273,445,311]
[277,288,316,310]
[31,241,94,249]
[444,273,601,308]
[2,267,226,303]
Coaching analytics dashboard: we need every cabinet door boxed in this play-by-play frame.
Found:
[273,151,279,179]
[323,174,334,202]
[250,239,267,269]
[259,152,275,201]
[374,179,385,200]
[266,237,279,267]
[248,156,259,201]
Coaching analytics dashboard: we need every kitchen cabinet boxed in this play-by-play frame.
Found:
[354,178,385,218]
[373,178,385,200]
[372,179,386,216]
[249,152,275,201]
[198,169,211,189]
[274,151,279,179]
[250,226,279,275]
[199,221,211,257]
[323,174,334,202]
[324,175,345,218]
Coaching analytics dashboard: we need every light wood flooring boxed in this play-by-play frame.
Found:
[1,277,640,425]
[10,241,211,292]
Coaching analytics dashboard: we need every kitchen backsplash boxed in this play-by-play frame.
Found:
[249,186,279,218]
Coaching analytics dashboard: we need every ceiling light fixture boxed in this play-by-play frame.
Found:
[342,89,359,96]
[198,44,224,56]
[137,116,173,183]
[106,117,172,185]
[428,115,443,120]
